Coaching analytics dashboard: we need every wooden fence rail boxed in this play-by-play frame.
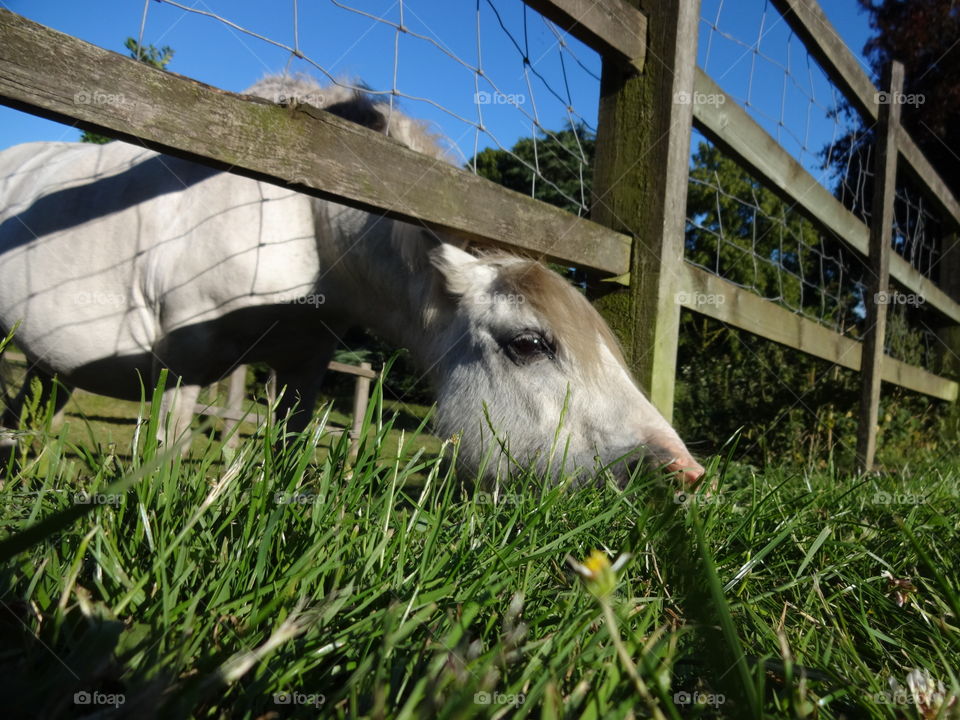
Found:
[2,351,376,457]
[1,0,958,469]
[0,10,630,276]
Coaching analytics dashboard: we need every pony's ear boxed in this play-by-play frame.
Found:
[429,244,487,297]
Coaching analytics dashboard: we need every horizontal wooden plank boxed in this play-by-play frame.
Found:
[196,402,350,436]
[678,263,958,401]
[4,352,378,382]
[768,0,960,229]
[4,351,361,429]
[0,10,631,275]
[522,0,646,71]
[326,360,378,380]
[692,69,960,325]
[327,360,380,380]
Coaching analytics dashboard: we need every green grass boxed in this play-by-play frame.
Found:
[1,374,959,719]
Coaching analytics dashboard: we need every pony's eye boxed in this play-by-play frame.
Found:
[504,332,555,364]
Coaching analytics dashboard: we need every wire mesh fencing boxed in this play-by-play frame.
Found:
[685,129,866,337]
[137,0,600,215]
[692,0,954,377]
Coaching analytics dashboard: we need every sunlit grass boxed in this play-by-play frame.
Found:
[0,372,958,718]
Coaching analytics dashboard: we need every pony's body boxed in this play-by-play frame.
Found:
[0,77,703,484]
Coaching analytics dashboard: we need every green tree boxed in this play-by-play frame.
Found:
[859,0,960,197]
[80,38,174,144]
[469,124,594,216]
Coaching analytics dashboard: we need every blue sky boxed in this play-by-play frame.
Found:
[1,0,875,175]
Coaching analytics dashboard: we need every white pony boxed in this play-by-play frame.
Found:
[0,75,703,485]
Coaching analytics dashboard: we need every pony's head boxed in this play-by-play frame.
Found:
[427,244,703,486]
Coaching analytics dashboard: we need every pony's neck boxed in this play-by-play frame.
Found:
[317,201,447,375]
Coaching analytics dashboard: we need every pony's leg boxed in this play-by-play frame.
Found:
[273,370,325,435]
[157,383,202,454]
[272,351,334,436]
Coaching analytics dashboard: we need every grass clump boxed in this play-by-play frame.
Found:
[1,375,958,718]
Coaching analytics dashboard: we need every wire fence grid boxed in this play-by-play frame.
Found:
[138,0,600,216]
[685,129,866,337]
[694,0,951,374]
[132,0,950,376]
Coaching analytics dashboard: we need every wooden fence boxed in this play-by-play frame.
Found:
[3,352,374,457]
[202,362,374,457]
[0,0,957,470]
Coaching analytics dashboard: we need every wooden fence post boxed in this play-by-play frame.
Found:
[220,365,248,447]
[589,0,701,421]
[856,61,904,472]
[350,361,373,459]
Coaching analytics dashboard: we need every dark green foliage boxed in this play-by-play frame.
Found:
[330,328,433,406]
[858,0,960,198]
[469,123,595,215]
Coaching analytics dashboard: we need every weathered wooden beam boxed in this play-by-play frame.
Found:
[219,365,249,448]
[768,0,878,122]
[856,62,903,471]
[590,0,701,422]
[678,264,958,402]
[768,0,960,230]
[0,10,631,275]
[521,0,646,72]
[692,69,960,326]
[327,360,378,380]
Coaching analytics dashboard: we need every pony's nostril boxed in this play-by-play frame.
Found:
[624,452,703,484]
